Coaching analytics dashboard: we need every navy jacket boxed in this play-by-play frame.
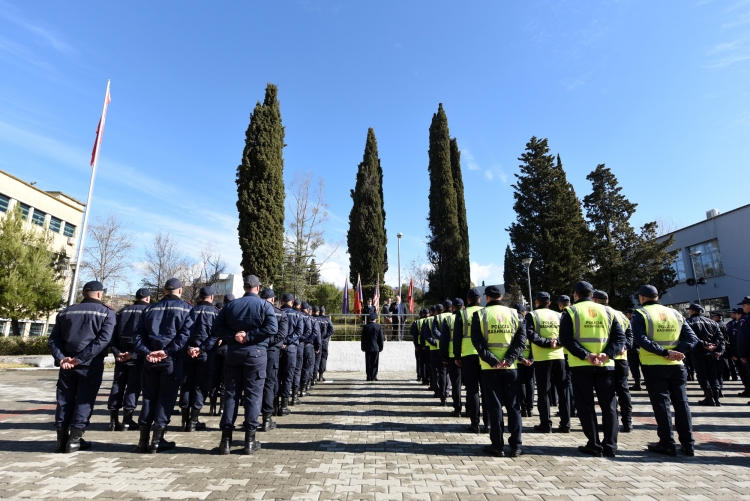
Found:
[470,300,527,368]
[631,301,698,356]
[111,300,150,362]
[319,315,334,341]
[281,305,303,346]
[421,316,438,347]
[727,319,739,357]
[736,314,750,359]
[305,314,322,350]
[49,298,116,366]
[269,305,289,349]
[133,295,194,357]
[361,322,384,352]
[211,292,278,351]
[187,301,220,355]
[559,297,626,367]
[685,314,725,354]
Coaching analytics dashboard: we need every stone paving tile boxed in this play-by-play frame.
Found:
[0,370,748,500]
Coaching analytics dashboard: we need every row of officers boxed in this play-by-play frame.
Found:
[409,282,750,458]
[48,274,335,455]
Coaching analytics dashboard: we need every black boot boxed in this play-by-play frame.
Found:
[697,389,715,406]
[300,383,309,397]
[273,396,280,416]
[108,409,121,432]
[218,429,232,455]
[290,387,298,406]
[260,414,275,432]
[65,427,91,453]
[136,425,151,453]
[121,410,137,431]
[54,427,69,453]
[318,373,323,382]
[149,426,175,453]
[188,408,202,432]
[180,408,190,431]
[242,430,261,455]
[279,397,291,416]
[218,396,224,416]
[209,396,217,416]
[712,389,722,407]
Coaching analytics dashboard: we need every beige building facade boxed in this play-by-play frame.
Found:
[0,170,85,336]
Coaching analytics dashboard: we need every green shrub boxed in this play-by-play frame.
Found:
[0,336,51,356]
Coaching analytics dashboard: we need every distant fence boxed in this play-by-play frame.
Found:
[329,313,419,342]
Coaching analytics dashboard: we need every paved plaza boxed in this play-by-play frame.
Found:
[0,369,749,500]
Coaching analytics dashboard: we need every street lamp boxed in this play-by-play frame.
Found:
[521,257,533,311]
[687,250,707,307]
[397,233,403,340]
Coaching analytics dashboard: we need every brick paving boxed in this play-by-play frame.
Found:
[0,369,749,500]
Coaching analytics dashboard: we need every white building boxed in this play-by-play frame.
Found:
[212,273,245,302]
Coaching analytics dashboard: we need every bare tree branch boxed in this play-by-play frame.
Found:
[81,213,133,290]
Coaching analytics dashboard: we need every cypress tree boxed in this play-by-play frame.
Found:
[502,244,524,306]
[507,137,589,299]
[450,138,471,299]
[426,104,462,301]
[347,128,387,286]
[236,84,286,284]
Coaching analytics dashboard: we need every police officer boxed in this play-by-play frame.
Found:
[133,278,194,453]
[736,297,750,404]
[557,294,576,417]
[212,275,278,455]
[362,312,385,381]
[454,288,487,434]
[559,281,625,458]
[441,298,464,417]
[48,281,116,453]
[179,286,219,432]
[526,292,570,433]
[107,287,150,432]
[513,304,535,418]
[418,308,431,386]
[412,309,425,382]
[209,294,234,416]
[311,306,323,386]
[300,302,321,396]
[711,311,735,385]
[728,308,750,396]
[686,303,725,406]
[259,288,288,432]
[422,304,440,395]
[292,298,305,404]
[626,308,644,391]
[632,285,699,456]
[278,293,302,415]
[430,300,452,405]
[317,306,333,382]
[592,290,633,432]
[471,285,526,457]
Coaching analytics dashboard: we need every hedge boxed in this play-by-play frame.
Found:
[0,336,51,356]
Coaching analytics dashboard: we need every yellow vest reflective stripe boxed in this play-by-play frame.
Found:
[613,310,630,360]
[565,302,615,368]
[460,306,482,357]
[478,305,518,370]
[636,304,683,366]
[445,313,456,357]
[429,314,445,350]
[415,318,425,344]
[530,308,564,362]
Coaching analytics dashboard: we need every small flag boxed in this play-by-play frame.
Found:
[342,277,349,314]
[407,277,414,314]
[90,83,112,167]
[353,274,363,314]
[373,277,380,311]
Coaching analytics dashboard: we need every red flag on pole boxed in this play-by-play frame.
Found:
[407,277,414,313]
[90,85,112,167]
[373,277,380,310]
[353,274,363,314]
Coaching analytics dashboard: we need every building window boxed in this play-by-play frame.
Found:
[49,216,62,233]
[688,240,724,279]
[31,209,46,227]
[0,193,9,213]
[671,250,687,283]
[0,320,6,336]
[63,222,76,238]
[664,302,689,316]
[701,297,730,313]
[19,203,30,220]
[10,322,23,336]
[29,323,43,336]
[46,324,55,336]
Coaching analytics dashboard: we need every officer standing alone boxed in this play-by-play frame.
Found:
[48,281,116,453]
[361,312,385,381]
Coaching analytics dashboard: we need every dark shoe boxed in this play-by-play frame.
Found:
[717,389,724,398]
[218,397,224,416]
[279,397,291,416]
[647,442,676,457]
[680,445,695,457]
[630,384,642,391]
[737,390,750,397]
[603,450,616,458]
[209,396,217,416]
[527,409,534,417]
[242,430,261,455]
[299,384,308,397]
[180,408,190,432]
[273,396,279,416]
[188,408,202,432]
[318,374,323,382]
[218,430,232,455]
[292,393,301,405]
[509,448,522,458]
[121,410,137,431]
[482,445,504,457]
[260,414,275,432]
[440,399,447,407]
[149,426,175,454]
[65,427,91,453]
[54,427,69,453]
[556,426,571,434]
[578,445,602,457]
[450,409,461,417]
[467,424,480,434]
[290,388,298,405]
[482,425,490,434]
[712,389,721,407]
[136,425,151,453]
[621,423,633,433]
[533,425,552,433]
[697,389,715,406]
[373,377,379,381]
[108,409,121,432]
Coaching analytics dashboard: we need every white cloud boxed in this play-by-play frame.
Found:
[471,261,503,287]
[0,3,74,54]
[484,170,493,180]
[482,166,508,183]
[462,149,480,171]
[315,243,349,288]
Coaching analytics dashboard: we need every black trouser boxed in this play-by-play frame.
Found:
[421,348,430,383]
[461,354,488,426]
[302,343,316,385]
[279,344,297,397]
[294,342,305,388]
[689,350,721,392]
[221,347,267,431]
[415,346,423,380]
[736,358,750,391]
[518,364,535,412]
[261,346,280,415]
[179,353,212,410]
[430,350,447,399]
[614,358,632,426]
[55,357,105,429]
[139,357,183,428]
[642,364,694,449]
[482,369,522,450]
[209,352,225,400]
[627,348,642,386]
[107,360,143,411]
[314,344,323,377]
[319,339,330,376]
[571,367,618,455]
[535,359,570,429]
[447,360,462,411]
[365,351,380,380]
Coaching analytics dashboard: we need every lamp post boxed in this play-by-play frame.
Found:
[397,233,403,340]
[521,257,533,311]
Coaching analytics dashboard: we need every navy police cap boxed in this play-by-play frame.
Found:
[135,288,151,299]
[574,281,593,293]
[535,292,551,301]
[83,280,104,292]
[199,286,215,297]
[557,295,571,303]
[638,285,659,298]
[484,285,502,297]
[281,292,295,302]
[260,288,275,299]
[453,298,464,307]
[467,288,481,299]
[165,278,182,290]
[592,290,608,300]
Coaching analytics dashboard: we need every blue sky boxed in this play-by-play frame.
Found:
[1,1,748,293]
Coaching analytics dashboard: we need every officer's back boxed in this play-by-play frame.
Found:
[50,288,115,365]
[113,299,150,360]
[214,290,277,351]
[133,280,193,355]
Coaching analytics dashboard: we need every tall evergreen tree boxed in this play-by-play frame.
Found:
[502,244,524,306]
[507,137,589,299]
[449,138,472,299]
[347,128,387,286]
[426,104,463,301]
[236,83,285,284]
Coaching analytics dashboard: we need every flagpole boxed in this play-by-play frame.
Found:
[67,79,110,306]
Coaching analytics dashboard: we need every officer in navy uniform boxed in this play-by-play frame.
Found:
[179,286,219,432]
[209,294,234,416]
[419,307,431,386]
[212,275,278,455]
[259,288,287,432]
[411,309,426,382]
[362,312,385,380]
[632,285,699,456]
[292,298,306,404]
[132,278,194,453]
[557,295,576,417]
[49,280,116,453]
[728,308,750,396]
[441,298,464,417]
[107,287,150,432]
[429,301,451,405]
[300,302,321,396]
[513,303,535,419]
[685,303,725,406]
[421,304,440,395]
[278,293,302,415]
[311,306,323,386]
[736,297,750,404]
[626,308,643,391]
[318,306,334,382]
